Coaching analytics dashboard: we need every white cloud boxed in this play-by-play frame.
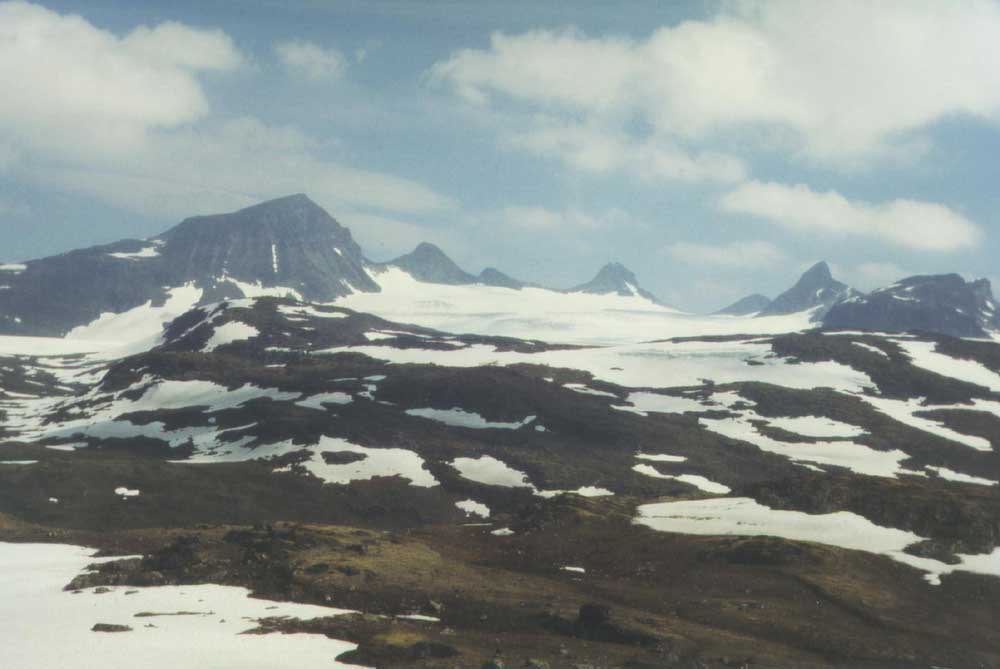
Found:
[506,122,745,183]
[852,262,909,291]
[665,240,787,269]
[491,205,647,234]
[0,4,455,220]
[123,21,245,71]
[0,2,244,157]
[343,211,472,263]
[275,40,347,80]
[431,2,1000,165]
[720,181,982,252]
[31,117,456,220]
[497,206,601,230]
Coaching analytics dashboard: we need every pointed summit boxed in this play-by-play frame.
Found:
[571,262,660,303]
[758,261,857,320]
[478,267,525,289]
[715,293,772,316]
[389,242,476,285]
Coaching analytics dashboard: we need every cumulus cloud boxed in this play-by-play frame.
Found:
[275,40,347,80]
[852,262,909,291]
[665,240,787,269]
[0,3,455,221]
[31,117,456,220]
[505,122,745,183]
[497,206,600,230]
[431,1,1000,165]
[720,181,981,252]
[492,205,645,233]
[0,1,244,157]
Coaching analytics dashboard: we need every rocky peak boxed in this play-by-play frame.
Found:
[572,262,658,302]
[824,274,1000,338]
[478,267,525,289]
[715,293,772,316]
[387,242,476,285]
[157,194,376,299]
[758,261,856,320]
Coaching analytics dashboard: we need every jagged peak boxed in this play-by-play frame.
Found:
[388,242,475,286]
[572,261,659,302]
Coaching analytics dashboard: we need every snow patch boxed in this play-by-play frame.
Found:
[406,407,535,430]
[455,499,491,518]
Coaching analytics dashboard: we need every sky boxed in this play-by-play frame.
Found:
[1,0,1000,311]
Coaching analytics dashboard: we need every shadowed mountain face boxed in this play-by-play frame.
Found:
[0,195,377,337]
[158,194,377,298]
[824,274,1000,338]
[715,293,772,316]
[477,267,525,289]
[759,261,857,321]
[386,242,477,285]
[571,262,661,303]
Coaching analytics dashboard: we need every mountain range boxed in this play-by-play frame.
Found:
[1,194,998,340]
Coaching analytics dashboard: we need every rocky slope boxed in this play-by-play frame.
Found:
[715,293,772,316]
[758,261,858,320]
[0,195,377,337]
[570,262,661,303]
[824,274,1000,338]
[3,293,1000,666]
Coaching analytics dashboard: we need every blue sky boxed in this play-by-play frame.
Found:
[1,0,999,311]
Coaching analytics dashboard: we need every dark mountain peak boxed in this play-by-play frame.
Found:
[574,262,636,292]
[389,242,476,285]
[155,194,375,298]
[478,267,525,289]
[572,261,660,302]
[715,293,772,316]
[799,261,833,286]
[825,273,1000,337]
[758,261,856,320]
[161,193,339,242]
[0,195,379,336]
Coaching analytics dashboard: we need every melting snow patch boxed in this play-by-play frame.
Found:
[491,527,514,536]
[114,487,140,498]
[860,395,992,452]
[0,543,360,668]
[561,566,586,574]
[631,464,731,493]
[0,263,26,273]
[278,304,346,319]
[636,453,687,463]
[564,383,617,398]
[896,339,1000,392]
[635,497,1000,586]
[0,460,37,465]
[295,392,352,411]
[108,247,160,260]
[203,322,259,352]
[451,456,533,488]
[266,436,438,488]
[615,392,705,416]
[926,466,998,486]
[536,486,613,498]
[700,393,910,478]
[406,407,534,430]
[455,499,491,518]
[764,415,866,439]
[853,342,889,358]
